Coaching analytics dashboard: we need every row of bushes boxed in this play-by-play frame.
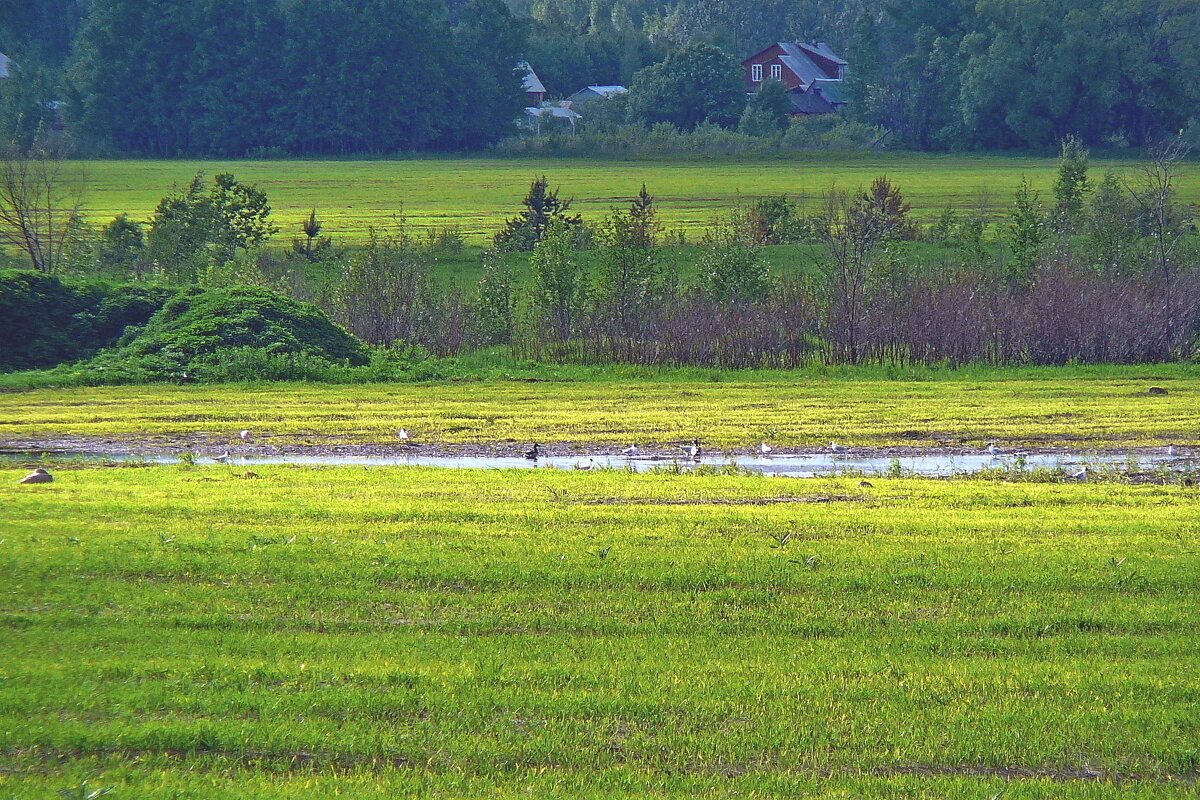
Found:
[495,117,888,158]
[0,270,174,370]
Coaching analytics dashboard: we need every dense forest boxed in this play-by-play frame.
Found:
[0,0,1198,155]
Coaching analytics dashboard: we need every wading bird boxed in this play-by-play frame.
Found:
[524,443,542,460]
[18,468,52,484]
[1168,445,1177,457]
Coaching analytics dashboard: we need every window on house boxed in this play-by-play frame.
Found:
[751,64,762,82]
[770,63,782,80]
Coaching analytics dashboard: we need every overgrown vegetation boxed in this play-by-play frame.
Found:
[2,139,1198,385]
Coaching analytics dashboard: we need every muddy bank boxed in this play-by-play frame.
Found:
[0,433,1189,461]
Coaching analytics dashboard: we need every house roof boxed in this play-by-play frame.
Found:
[0,52,12,78]
[788,89,836,115]
[568,85,628,103]
[798,42,847,66]
[525,106,581,120]
[812,78,847,104]
[584,85,627,97]
[776,42,831,88]
[518,62,546,94]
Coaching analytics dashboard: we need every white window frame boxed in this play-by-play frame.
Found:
[770,63,782,81]
[751,63,763,82]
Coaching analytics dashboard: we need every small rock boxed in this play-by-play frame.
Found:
[19,468,53,484]
[1147,386,1169,395]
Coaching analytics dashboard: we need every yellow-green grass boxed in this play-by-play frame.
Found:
[69,154,1200,242]
[1,367,1196,450]
[1,465,1198,798]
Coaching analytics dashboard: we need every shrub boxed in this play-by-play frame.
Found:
[118,286,369,368]
[0,269,92,370]
[0,270,171,371]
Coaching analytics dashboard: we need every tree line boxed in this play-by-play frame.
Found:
[2,0,1198,154]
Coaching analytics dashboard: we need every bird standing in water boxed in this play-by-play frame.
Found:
[524,443,542,460]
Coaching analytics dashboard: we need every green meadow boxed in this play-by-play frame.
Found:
[2,464,1198,798]
[71,154,1200,242]
[1,365,1195,450]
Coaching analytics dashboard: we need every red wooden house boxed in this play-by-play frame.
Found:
[742,42,848,116]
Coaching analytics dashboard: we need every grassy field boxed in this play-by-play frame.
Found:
[2,464,1198,798]
[69,154,1200,242]
[1,365,1196,450]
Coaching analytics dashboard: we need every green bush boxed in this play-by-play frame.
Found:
[118,286,369,367]
[0,270,172,371]
[0,286,386,388]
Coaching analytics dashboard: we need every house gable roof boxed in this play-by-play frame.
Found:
[568,85,628,102]
[788,89,836,115]
[519,62,546,94]
[776,43,826,88]
[798,42,847,66]
[812,78,847,104]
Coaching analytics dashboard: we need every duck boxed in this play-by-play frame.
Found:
[524,443,542,460]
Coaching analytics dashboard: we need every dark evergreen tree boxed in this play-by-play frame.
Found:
[446,0,528,150]
[494,176,582,252]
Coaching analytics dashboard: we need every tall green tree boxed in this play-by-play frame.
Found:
[1007,176,1047,288]
[446,0,528,150]
[627,43,744,130]
[529,218,586,340]
[1051,134,1091,231]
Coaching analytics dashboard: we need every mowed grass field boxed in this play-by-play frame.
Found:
[2,465,1199,798]
[70,154,1200,242]
[1,366,1196,450]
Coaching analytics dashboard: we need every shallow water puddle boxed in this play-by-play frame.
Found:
[1,450,1190,477]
